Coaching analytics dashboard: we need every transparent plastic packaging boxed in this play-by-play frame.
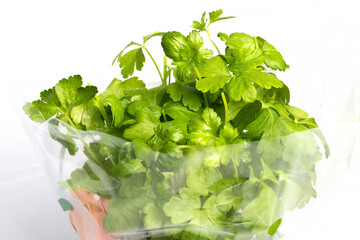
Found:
[24,112,359,240]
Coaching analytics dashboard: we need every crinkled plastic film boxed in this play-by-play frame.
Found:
[24,113,360,240]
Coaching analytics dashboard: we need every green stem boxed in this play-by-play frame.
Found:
[193,66,209,107]
[221,92,229,123]
[163,56,168,84]
[143,46,165,85]
[103,148,116,166]
[206,26,221,55]
[232,159,239,182]
[162,109,168,122]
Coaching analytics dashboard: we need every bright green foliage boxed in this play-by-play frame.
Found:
[162,31,213,82]
[209,9,236,24]
[196,56,232,93]
[24,9,329,240]
[257,37,289,71]
[123,108,160,141]
[186,167,222,196]
[163,101,200,122]
[119,48,145,78]
[167,82,203,110]
[188,108,222,146]
[70,99,104,130]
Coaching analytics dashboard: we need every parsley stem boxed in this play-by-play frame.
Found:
[232,159,239,182]
[163,56,168,84]
[103,148,116,166]
[162,109,168,122]
[193,66,209,107]
[143,46,165,85]
[221,92,229,123]
[206,27,221,55]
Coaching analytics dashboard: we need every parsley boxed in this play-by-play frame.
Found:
[24,9,329,240]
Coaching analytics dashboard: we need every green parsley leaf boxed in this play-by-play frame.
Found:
[192,12,207,31]
[227,75,257,102]
[119,48,146,79]
[196,56,232,93]
[242,183,284,235]
[188,108,222,146]
[209,9,235,24]
[103,195,148,233]
[167,82,203,111]
[163,187,201,224]
[123,107,160,141]
[186,166,222,196]
[162,31,192,62]
[218,32,264,71]
[55,75,97,108]
[70,99,104,130]
[143,202,169,230]
[163,101,200,122]
[257,37,289,71]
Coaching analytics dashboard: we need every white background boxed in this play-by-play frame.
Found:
[1,0,360,239]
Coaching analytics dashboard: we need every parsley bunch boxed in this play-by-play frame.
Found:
[24,9,329,240]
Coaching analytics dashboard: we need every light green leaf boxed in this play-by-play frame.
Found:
[99,78,124,101]
[188,108,222,146]
[119,47,145,78]
[123,108,160,141]
[103,196,147,232]
[162,31,192,62]
[248,71,283,89]
[268,219,282,236]
[285,105,309,120]
[196,56,232,93]
[242,183,284,234]
[167,82,203,111]
[55,75,97,108]
[186,167,222,196]
[163,101,200,122]
[163,188,201,224]
[192,12,207,31]
[257,37,289,71]
[216,187,243,212]
[227,75,257,102]
[70,99,104,130]
[209,9,235,24]
[186,30,203,51]
[102,96,125,128]
[218,32,264,72]
[143,202,168,229]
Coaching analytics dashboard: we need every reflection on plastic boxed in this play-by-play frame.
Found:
[26,118,359,240]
